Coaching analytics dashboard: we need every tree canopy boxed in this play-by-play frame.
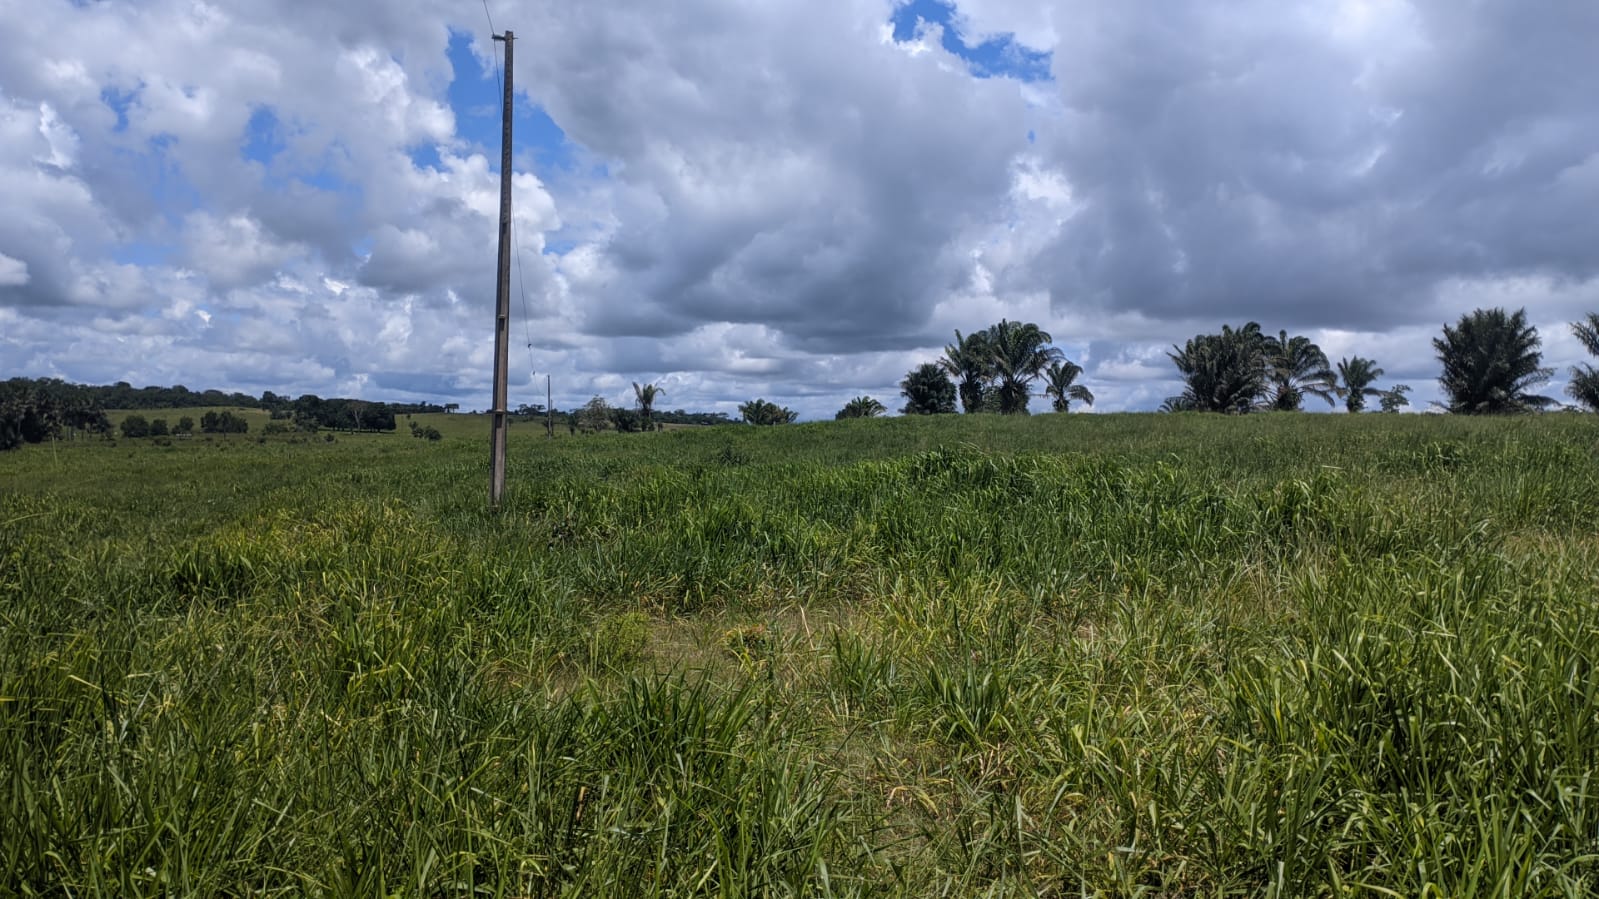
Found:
[1566,313,1599,412]
[1264,330,1337,410]
[1434,307,1553,414]
[740,399,797,426]
[1167,323,1268,413]
[835,396,886,420]
[900,363,957,415]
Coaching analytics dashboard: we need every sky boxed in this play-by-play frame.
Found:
[2,0,1597,418]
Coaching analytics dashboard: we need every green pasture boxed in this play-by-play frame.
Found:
[3,412,1599,896]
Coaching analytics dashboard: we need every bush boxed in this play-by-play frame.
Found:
[119,414,150,439]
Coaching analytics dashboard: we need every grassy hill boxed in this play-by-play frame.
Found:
[3,412,1598,894]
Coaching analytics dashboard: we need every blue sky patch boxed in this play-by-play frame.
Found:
[445,30,578,176]
[100,86,137,133]
[114,240,170,267]
[890,0,1052,83]
[243,106,283,165]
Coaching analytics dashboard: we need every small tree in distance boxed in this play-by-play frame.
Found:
[940,330,992,414]
[987,319,1062,414]
[835,396,886,420]
[575,396,614,433]
[633,382,664,430]
[1336,357,1386,413]
[900,363,956,415]
[1043,360,1094,413]
[1378,384,1412,413]
[1264,330,1338,410]
[119,414,150,438]
[740,399,797,426]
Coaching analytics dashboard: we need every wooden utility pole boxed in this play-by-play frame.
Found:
[546,374,553,438]
[488,30,514,508]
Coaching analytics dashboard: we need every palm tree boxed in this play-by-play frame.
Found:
[739,398,797,426]
[900,363,957,415]
[1168,322,1267,413]
[985,319,1062,414]
[939,329,992,414]
[632,381,663,430]
[835,396,886,420]
[1336,357,1385,413]
[1433,307,1553,414]
[1566,313,1599,412]
[1263,330,1337,410]
[1042,360,1094,413]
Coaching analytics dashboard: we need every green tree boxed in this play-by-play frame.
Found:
[174,416,194,435]
[612,407,643,432]
[1434,307,1553,414]
[739,398,797,426]
[1336,357,1386,413]
[575,396,614,433]
[1167,322,1268,413]
[1042,360,1094,413]
[1378,384,1412,413]
[120,414,151,439]
[986,319,1062,414]
[1264,330,1337,410]
[1566,313,1599,412]
[149,418,169,437]
[835,396,886,420]
[900,363,957,415]
[939,329,992,414]
[632,382,664,430]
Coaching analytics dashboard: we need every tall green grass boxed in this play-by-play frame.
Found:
[3,412,1598,895]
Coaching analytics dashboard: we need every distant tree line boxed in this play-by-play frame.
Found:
[1,378,111,450]
[528,388,738,436]
[270,395,397,432]
[82,381,262,410]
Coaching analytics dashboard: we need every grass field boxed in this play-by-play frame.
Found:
[3,412,1599,896]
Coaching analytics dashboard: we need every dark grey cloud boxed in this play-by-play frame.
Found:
[1006,0,1599,335]
[518,0,1031,352]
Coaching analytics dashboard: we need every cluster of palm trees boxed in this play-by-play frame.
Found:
[665,307,1599,427]
[1163,324,1409,414]
[890,319,1094,417]
[1165,307,1599,415]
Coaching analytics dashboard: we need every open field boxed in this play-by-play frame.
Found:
[3,413,1599,896]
